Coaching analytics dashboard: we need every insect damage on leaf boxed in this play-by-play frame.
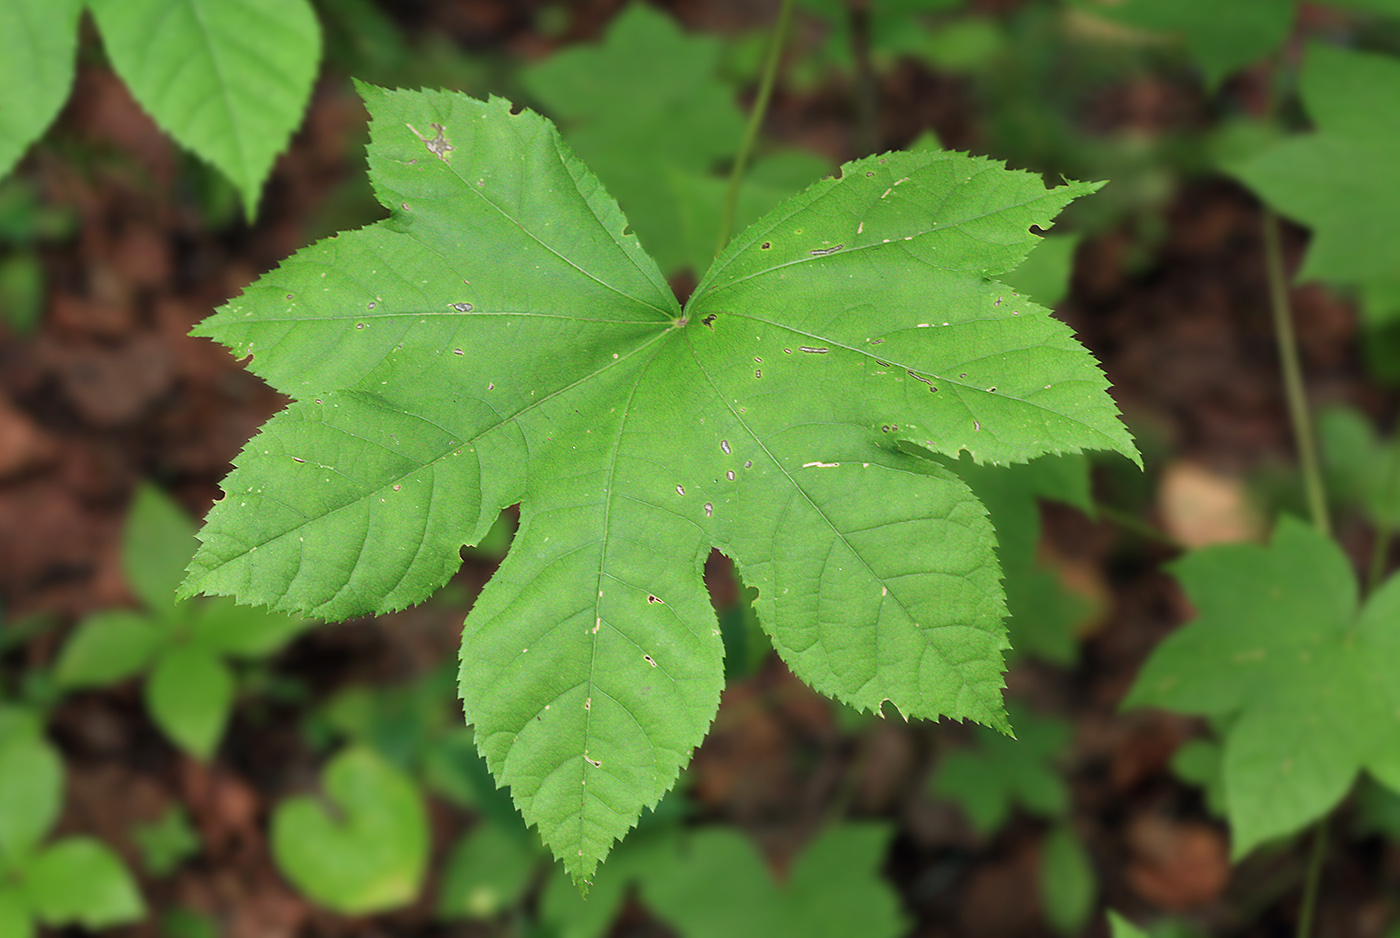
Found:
[180,83,1137,882]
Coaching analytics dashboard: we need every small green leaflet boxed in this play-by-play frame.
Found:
[1124,517,1400,857]
[181,84,1136,881]
[1229,44,1400,288]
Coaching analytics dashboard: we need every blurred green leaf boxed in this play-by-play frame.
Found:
[0,890,31,938]
[999,233,1082,309]
[1125,519,1400,857]
[0,254,43,334]
[54,612,162,688]
[436,822,540,919]
[1318,404,1400,526]
[1040,824,1096,934]
[87,0,322,218]
[522,3,746,274]
[124,485,199,614]
[189,598,308,658]
[146,645,234,760]
[0,716,61,861]
[1108,911,1151,938]
[931,705,1072,834]
[132,807,202,877]
[957,453,1096,665]
[641,825,904,938]
[272,747,429,913]
[0,0,82,178]
[1171,737,1228,816]
[1081,0,1296,89]
[1230,45,1400,288]
[24,838,145,927]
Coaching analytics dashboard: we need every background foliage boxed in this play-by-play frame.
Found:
[1,0,1399,936]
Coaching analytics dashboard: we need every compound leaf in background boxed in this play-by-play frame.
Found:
[24,838,145,928]
[86,0,322,218]
[0,0,82,178]
[1229,45,1400,288]
[930,706,1073,833]
[1125,517,1400,857]
[272,747,429,914]
[181,84,1135,881]
[1080,0,1296,90]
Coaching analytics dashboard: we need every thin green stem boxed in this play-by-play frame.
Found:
[1263,210,1331,537]
[715,0,795,256]
[1094,502,1184,551]
[1296,819,1328,938]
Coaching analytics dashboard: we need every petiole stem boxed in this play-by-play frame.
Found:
[716,0,795,256]
[1262,210,1331,537]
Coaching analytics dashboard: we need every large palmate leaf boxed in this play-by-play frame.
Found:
[181,84,1136,880]
[87,0,321,218]
[1125,518,1400,857]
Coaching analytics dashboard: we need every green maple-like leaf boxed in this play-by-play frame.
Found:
[180,84,1136,881]
[1125,517,1400,857]
[1229,44,1400,288]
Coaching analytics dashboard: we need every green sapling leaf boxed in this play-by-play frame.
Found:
[1040,824,1096,935]
[1125,517,1400,857]
[0,713,61,861]
[0,0,82,178]
[55,485,306,760]
[24,838,145,928]
[271,746,429,914]
[85,0,321,218]
[124,483,200,614]
[53,611,161,687]
[180,83,1136,881]
[146,644,235,761]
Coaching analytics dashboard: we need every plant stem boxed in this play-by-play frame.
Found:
[1262,210,1331,537]
[716,0,795,256]
[1296,819,1328,938]
[1094,502,1185,550]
